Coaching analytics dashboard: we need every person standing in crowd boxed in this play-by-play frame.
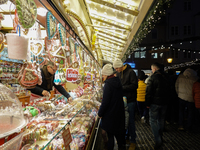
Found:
[175,68,199,132]
[193,78,200,114]
[137,73,148,123]
[145,62,170,150]
[29,61,72,102]
[98,64,125,150]
[145,72,153,84]
[113,59,138,150]
[165,70,179,125]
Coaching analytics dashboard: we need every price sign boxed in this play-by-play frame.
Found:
[62,127,72,149]
[66,68,78,82]
[86,72,91,81]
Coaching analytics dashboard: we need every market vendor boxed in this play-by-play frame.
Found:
[29,61,72,102]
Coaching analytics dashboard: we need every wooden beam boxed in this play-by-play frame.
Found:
[88,0,139,16]
[91,17,130,31]
[98,37,124,47]
[98,30,127,41]
[98,34,125,44]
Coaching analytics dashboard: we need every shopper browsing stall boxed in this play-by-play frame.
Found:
[29,61,72,102]
[98,64,125,150]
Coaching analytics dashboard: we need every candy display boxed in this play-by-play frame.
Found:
[16,90,102,150]
[0,83,27,139]
[0,2,103,150]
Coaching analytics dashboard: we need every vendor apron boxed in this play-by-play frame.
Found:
[30,93,42,103]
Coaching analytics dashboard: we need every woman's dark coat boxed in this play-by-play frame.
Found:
[98,76,125,134]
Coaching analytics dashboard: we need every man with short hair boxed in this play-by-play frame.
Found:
[113,58,138,150]
[145,62,170,150]
[29,61,72,102]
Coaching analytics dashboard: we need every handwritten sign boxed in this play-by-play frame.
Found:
[62,127,72,149]
[66,68,78,82]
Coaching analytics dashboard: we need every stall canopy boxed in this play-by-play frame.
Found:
[60,0,154,63]
[0,0,154,64]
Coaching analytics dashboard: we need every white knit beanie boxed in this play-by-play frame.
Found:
[101,64,114,76]
[113,58,123,68]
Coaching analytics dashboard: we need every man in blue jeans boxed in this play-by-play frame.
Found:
[145,62,170,150]
[113,59,138,150]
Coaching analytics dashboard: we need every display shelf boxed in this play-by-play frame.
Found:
[20,90,102,150]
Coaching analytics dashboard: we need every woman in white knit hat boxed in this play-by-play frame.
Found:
[98,64,126,150]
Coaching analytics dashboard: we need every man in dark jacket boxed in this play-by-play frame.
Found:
[113,59,138,150]
[145,62,169,150]
[29,61,72,102]
[98,64,125,150]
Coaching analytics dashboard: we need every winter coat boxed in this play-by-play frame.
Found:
[98,76,125,134]
[117,64,138,103]
[192,79,200,108]
[29,69,70,98]
[145,69,170,106]
[175,68,199,102]
[137,80,146,102]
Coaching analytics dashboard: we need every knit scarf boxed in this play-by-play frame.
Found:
[42,65,53,90]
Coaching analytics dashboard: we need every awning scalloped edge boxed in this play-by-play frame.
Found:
[65,9,92,51]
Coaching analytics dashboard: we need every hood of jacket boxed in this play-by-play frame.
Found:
[105,76,122,89]
[183,68,197,78]
[123,64,132,73]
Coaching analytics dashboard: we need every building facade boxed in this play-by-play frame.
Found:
[125,0,200,76]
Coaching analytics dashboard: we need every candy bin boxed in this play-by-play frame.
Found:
[0,83,27,149]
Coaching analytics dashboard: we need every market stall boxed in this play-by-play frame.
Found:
[0,0,102,149]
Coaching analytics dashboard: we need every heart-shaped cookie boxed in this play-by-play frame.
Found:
[46,12,57,39]
[58,23,66,46]
[30,41,44,56]
[16,0,37,28]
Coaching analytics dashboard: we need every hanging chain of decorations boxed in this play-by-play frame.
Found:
[122,0,175,62]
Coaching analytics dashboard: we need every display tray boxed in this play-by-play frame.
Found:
[0,115,27,138]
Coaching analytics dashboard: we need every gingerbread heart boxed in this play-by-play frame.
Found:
[58,23,66,46]
[21,69,39,84]
[30,41,44,56]
[16,0,37,29]
[46,12,57,39]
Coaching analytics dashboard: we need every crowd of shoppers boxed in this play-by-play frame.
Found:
[98,59,200,150]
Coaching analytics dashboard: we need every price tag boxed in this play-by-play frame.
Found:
[62,127,72,148]
[66,68,78,82]
[86,72,91,81]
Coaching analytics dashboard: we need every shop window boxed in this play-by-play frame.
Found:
[171,26,178,36]
[184,25,191,35]
[184,0,191,11]
[188,51,191,58]
[184,51,187,58]
[152,29,157,39]
[140,51,146,58]
[175,50,178,58]
[151,53,158,59]
[134,52,140,58]
[171,50,174,58]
